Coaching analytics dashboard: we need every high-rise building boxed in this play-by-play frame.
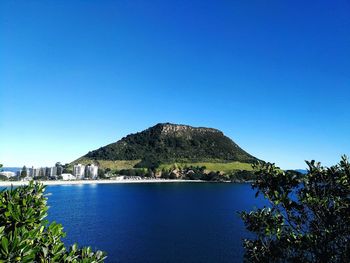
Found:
[73,164,85,179]
[45,167,51,178]
[85,164,99,179]
[33,168,40,178]
[25,166,59,179]
[28,167,41,178]
[39,167,46,178]
[51,167,58,178]
[28,167,34,177]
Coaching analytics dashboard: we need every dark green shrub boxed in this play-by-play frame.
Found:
[241,156,350,262]
[0,181,106,262]
[169,173,177,179]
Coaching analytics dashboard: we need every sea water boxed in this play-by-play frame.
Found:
[47,183,267,263]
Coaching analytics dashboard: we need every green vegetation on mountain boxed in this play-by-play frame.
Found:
[159,161,254,173]
[76,123,259,173]
[72,158,141,170]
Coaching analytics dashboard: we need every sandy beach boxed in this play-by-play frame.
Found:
[0,179,204,187]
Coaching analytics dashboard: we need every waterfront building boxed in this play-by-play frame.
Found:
[18,166,61,179]
[61,173,76,180]
[28,167,41,178]
[85,164,98,179]
[28,167,34,177]
[43,167,58,178]
[45,167,51,178]
[73,164,86,179]
[39,167,46,177]
[52,166,58,178]
[33,168,41,177]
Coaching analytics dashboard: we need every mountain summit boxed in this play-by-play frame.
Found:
[78,123,259,168]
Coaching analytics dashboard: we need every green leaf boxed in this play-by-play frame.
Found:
[1,237,8,254]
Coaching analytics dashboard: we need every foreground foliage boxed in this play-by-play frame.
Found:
[241,156,350,262]
[0,181,106,262]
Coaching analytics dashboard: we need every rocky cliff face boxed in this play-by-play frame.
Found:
[158,123,222,137]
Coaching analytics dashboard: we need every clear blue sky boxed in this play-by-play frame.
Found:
[1,0,349,169]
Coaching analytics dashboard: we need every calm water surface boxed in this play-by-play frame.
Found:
[46,183,266,263]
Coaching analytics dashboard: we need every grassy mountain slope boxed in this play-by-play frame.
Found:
[159,161,254,173]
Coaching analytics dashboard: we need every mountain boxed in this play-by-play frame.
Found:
[295,169,308,174]
[2,167,21,173]
[74,123,259,171]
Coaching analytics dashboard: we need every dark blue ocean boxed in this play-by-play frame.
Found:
[46,183,266,263]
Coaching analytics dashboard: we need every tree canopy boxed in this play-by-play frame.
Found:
[241,156,350,262]
[20,166,27,179]
[0,181,106,262]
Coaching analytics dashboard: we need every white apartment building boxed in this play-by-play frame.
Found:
[29,167,41,178]
[73,164,99,179]
[39,167,46,177]
[73,164,86,179]
[16,165,63,179]
[51,167,58,178]
[85,164,98,179]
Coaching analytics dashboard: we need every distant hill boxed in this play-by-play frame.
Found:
[2,167,21,173]
[73,123,260,171]
[295,169,308,174]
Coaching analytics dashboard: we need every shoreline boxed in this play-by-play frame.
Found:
[0,179,207,187]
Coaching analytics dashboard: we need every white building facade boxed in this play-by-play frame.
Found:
[61,173,76,180]
[85,164,98,179]
[73,164,99,179]
[73,164,86,179]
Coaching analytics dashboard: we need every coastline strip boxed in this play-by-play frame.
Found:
[0,179,205,187]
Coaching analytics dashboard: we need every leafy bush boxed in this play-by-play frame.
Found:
[0,181,106,262]
[241,156,350,262]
